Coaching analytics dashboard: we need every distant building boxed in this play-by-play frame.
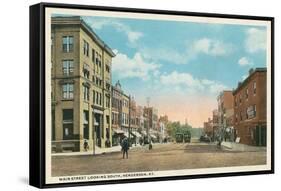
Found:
[51,16,115,152]
[212,109,219,136]
[158,115,169,142]
[136,106,145,130]
[121,92,130,136]
[130,97,138,132]
[233,68,267,146]
[203,118,213,138]
[129,97,142,144]
[111,81,123,145]
[159,115,169,125]
[217,90,234,141]
[144,107,158,130]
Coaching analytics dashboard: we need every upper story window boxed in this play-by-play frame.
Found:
[83,85,89,101]
[239,94,242,104]
[106,82,111,91]
[62,36,73,52]
[106,96,110,108]
[62,83,74,99]
[92,49,95,63]
[106,65,110,73]
[240,111,243,121]
[234,97,237,107]
[253,82,257,95]
[246,88,249,100]
[83,40,89,57]
[62,60,74,76]
[83,69,90,79]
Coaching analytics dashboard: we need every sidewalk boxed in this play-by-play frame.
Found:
[221,141,266,152]
[52,144,144,157]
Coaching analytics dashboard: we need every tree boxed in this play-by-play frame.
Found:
[166,121,192,140]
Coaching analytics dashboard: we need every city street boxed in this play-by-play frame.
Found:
[52,143,266,176]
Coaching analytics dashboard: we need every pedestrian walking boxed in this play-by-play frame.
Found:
[121,137,129,159]
[83,140,89,151]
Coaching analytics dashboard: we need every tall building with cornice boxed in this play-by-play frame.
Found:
[51,16,115,152]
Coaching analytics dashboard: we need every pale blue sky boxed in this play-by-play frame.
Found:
[52,14,268,126]
[81,16,267,98]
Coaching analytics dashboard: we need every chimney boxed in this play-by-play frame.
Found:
[249,68,254,75]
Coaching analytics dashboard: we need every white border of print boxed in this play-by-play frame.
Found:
[45,7,272,184]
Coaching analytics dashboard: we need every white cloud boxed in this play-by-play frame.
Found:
[160,71,204,90]
[127,31,143,43]
[238,57,253,66]
[87,18,143,43]
[141,48,188,65]
[140,38,233,65]
[112,50,160,80]
[160,71,228,95]
[192,38,233,56]
[245,28,266,53]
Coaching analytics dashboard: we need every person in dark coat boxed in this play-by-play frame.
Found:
[121,137,129,159]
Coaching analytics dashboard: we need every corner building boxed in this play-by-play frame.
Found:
[233,68,267,146]
[51,16,115,152]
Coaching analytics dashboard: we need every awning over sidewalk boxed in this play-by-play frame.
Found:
[150,134,157,139]
[141,131,147,136]
[124,132,129,137]
[131,131,142,138]
[113,128,125,134]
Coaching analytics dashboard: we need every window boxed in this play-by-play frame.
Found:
[62,60,74,75]
[106,96,110,108]
[234,97,237,107]
[83,110,89,139]
[92,49,95,63]
[106,83,111,91]
[83,40,89,56]
[106,65,110,73]
[106,115,110,124]
[235,114,238,122]
[239,94,242,103]
[99,93,102,106]
[240,111,243,121]
[253,82,257,95]
[254,104,257,117]
[83,69,89,79]
[246,88,249,99]
[63,109,73,140]
[62,83,73,99]
[95,52,99,73]
[83,85,89,101]
[62,36,73,52]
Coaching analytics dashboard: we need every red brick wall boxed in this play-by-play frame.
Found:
[233,70,267,145]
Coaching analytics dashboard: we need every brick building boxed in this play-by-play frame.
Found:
[51,16,115,152]
[233,68,267,146]
[217,90,234,141]
[111,80,124,145]
[203,118,213,138]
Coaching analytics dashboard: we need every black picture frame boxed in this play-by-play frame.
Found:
[30,2,274,189]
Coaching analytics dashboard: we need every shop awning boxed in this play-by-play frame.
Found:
[131,131,142,138]
[124,132,129,137]
[113,128,125,134]
[141,131,147,136]
[150,134,157,139]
